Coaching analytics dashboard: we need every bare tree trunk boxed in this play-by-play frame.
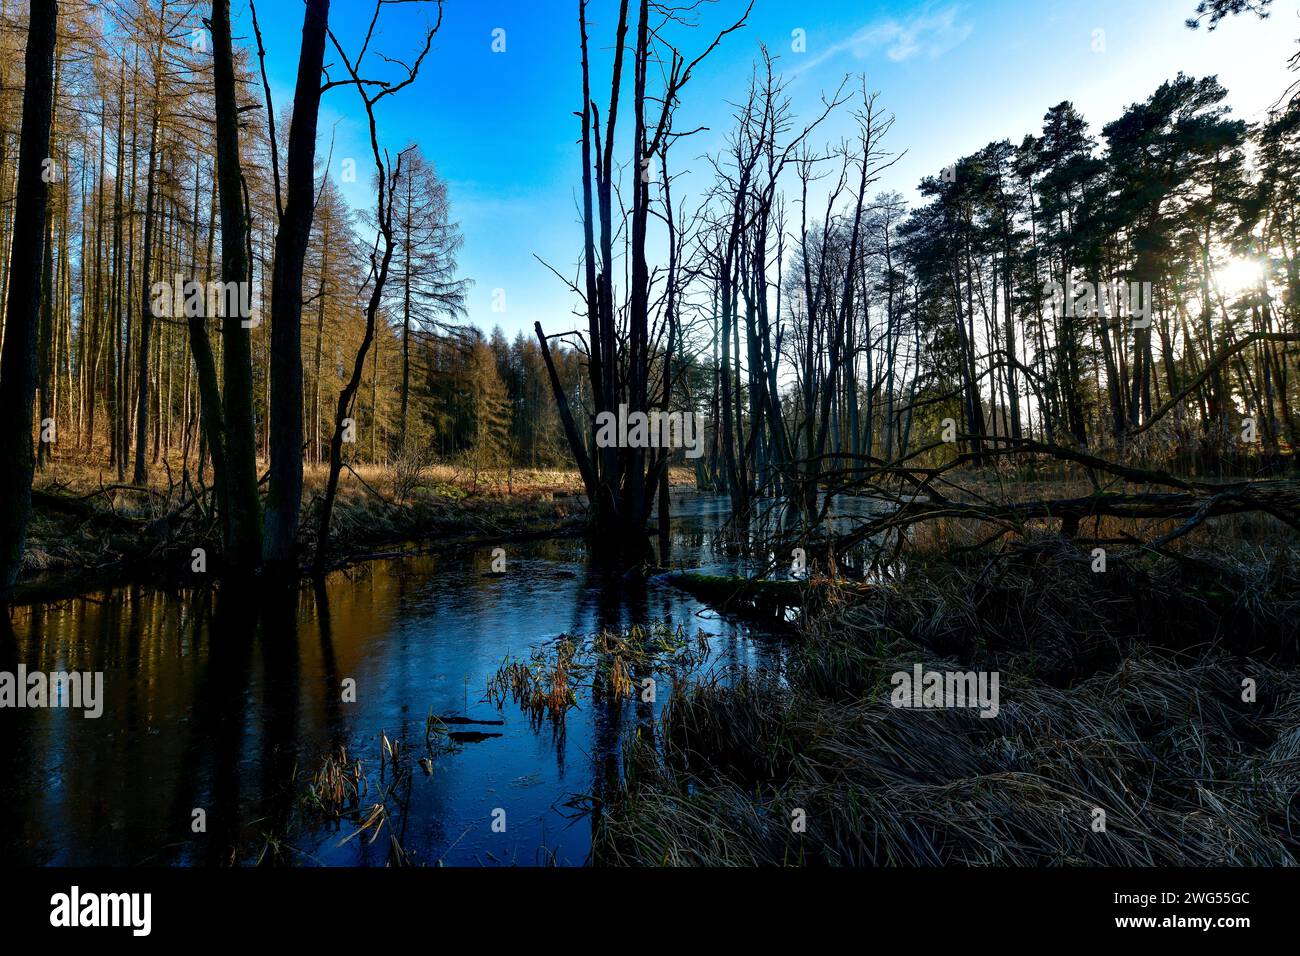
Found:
[108,70,125,473]
[311,216,328,465]
[398,176,412,450]
[211,0,262,567]
[36,196,52,470]
[263,0,330,576]
[315,0,440,570]
[132,109,159,483]
[0,0,58,605]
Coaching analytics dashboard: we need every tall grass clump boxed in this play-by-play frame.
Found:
[592,544,1300,866]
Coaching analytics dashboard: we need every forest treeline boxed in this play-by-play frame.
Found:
[531,0,1300,564]
[0,0,511,595]
[0,0,603,476]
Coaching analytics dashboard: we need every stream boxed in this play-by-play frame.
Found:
[1,491,849,866]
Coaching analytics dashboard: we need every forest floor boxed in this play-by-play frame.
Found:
[593,518,1300,866]
[17,454,694,602]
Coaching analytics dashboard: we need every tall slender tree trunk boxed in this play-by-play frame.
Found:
[311,216,328,464]
[0,0,58,605]
[398,178,412,451]
[132,110,159,483]
[121,61,140,483]
[108,71,125,472]
[211,0,262,567]
[263,0,330,576]
[36,196,53,470]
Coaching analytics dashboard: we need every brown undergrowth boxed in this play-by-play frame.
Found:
[593,540,1300,866]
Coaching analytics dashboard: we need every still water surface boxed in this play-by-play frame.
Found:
[1,492,802,866]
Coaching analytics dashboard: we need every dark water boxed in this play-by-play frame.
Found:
[0,491,812,867]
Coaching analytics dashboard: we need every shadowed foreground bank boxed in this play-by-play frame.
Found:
[592,542,1300,865]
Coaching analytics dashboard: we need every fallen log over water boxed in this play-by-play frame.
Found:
[808,435,1300,564]
[656,571,873,612]
[835,484,1300,553]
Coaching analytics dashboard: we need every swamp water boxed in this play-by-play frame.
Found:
[2,492,882,866]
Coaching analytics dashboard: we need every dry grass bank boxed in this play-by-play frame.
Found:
[593,540,1300,866]
[18,458,705,593]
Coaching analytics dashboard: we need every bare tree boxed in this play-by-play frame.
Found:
[207,0,263,567]
[536,0,752,567]
[262,0,331,577]
[0,0,58,606]
[313,0,443,572]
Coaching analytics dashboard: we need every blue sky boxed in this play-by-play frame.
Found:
[234,0,1299,340]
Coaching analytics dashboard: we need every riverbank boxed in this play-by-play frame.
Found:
[592,538,1300,865]
[16,461,676,604]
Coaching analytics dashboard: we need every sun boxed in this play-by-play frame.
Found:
[1214,257,1264,300]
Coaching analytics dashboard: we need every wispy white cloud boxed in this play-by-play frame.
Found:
[802,4,974,72]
